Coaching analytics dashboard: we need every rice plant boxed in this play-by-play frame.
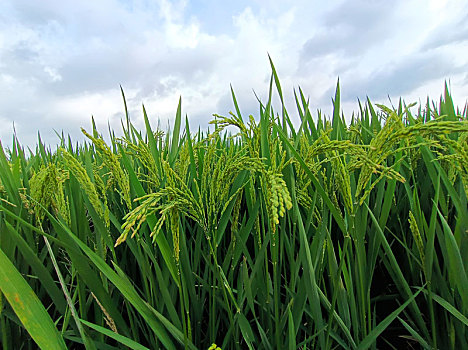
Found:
[0,61,467,349]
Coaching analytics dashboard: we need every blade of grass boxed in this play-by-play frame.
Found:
[0,247,67,350]
[80,319,150,350]
[357,286,425,350]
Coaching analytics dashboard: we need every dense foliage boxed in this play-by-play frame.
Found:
[1,63,467,349]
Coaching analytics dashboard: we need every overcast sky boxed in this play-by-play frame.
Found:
[1,0,467,148]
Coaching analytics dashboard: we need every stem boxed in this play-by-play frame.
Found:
[176,262,189,349]
[324,229,352,349]
[206,234,236,346]
[273,229,281,350]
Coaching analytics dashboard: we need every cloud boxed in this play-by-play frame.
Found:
[0,0,467,148]
[296,0,468,112]
[301,0,400,60]
[339,52,466,103]
[422,12,468,51]
[0,0,228,146]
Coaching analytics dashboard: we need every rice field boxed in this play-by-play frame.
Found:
[0,62,467,349]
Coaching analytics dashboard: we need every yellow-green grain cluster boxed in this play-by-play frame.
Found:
[29,163,70,225]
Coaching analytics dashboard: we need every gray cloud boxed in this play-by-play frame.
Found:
[301,0,399,59]
[422,12,468,51]
[341,52,465,102]
[1,0,224,101]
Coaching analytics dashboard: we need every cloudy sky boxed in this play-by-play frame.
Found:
[1,0,467,148]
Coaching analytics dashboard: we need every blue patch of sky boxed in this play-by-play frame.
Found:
[185,0,258,36]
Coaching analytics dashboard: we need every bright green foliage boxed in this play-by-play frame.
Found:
[0,63,467,350]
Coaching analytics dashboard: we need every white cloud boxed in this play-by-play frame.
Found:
[44,66,62,82]
[0,0,467,148]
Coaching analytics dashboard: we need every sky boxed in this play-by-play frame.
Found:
[0,0,467,149]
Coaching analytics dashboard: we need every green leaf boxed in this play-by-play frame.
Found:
[0,247,67,350]
[169,97,182,165]
[427,292,468,327]
[3,221,67,314]
[52,216,185,350]
[81,319,150,350]
[237,313,255,350]
[288,309,296,350]
[357,286,424,350]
